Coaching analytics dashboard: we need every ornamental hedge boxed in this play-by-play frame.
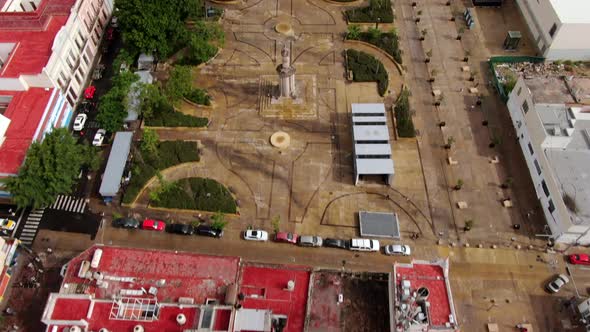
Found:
[346,49,389,96]
[345,0,394,23]
[151,177,237,213]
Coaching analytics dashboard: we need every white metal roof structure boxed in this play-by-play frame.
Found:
[351,103,394,185]
[549,0,590,24]
[99,132,133,198]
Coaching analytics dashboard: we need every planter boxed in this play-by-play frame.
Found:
[482,120,488,126]
[476,99,482,106]
[500,184,509,189]
[450,17,455,21]
[463,226,471,231]
[420,37,425,41]
[454,185,462,190]
[444,144,451,149]
[438,121,446,127]
[463,57,469,62]
[456,36,462,40]
[489,143,496,148]
[435,101,441,106]
[412,2,417,6]
[469,77,475,81]
[425,58,430,63]
[429,78,435,82]
[446,1,451,5]
[415,18,421,23]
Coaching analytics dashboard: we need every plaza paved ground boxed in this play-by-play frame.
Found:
[73,0,587,330]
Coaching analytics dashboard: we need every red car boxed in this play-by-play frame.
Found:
[569,253,590,265]
[84,86,96,99]
[275,232,298,244]
[142,219,166,231]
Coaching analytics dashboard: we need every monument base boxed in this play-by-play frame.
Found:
[259,74,317,119]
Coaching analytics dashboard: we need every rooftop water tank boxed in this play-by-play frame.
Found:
[177,313,187,325]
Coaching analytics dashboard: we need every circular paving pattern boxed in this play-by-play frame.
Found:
[270,131,291,149]
[275,22,294,36]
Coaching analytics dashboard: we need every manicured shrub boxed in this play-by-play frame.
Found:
[346,49,389,96]
[345,0,394,23]
[184,88,211,105]
[395,88,415,137]
[347,31,402,64]
[151,177,237,213]
[122,141,200,204]
[144,100,208,127]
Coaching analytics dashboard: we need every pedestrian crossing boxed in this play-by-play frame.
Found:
[49,195,87,214]
[19,208,44,245]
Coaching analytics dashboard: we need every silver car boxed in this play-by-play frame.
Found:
[298,235,323,247]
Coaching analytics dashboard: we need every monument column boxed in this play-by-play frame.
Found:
[278,44,296,98]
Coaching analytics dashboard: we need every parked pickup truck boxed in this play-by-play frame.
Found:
[349,238,380,252]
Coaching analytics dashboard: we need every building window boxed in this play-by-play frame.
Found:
[66,95,75,106]
[74,72,82,85]
[82,54,90,66]
[522,100,529,114]
[548,199,555,213]
[517,87,522,96]
[528,142,534,155]
[549,23,557,38]
[57,78,65,90]
[541,180,549,197]
[534,159,541,175]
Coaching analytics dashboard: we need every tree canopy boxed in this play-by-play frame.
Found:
[164,65,193,105]
[116,0,204,58]
[96,71,139,132]
[6,129,91,209]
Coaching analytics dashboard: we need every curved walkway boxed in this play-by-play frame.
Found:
[344,39,404,99]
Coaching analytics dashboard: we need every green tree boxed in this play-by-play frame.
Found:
[211,211,227,231]
[271,215,280,233]
[84,145,102,172]
[138,83,166,119]
[97,71,139,132]
[116,0,204,58]
[186,33,218,65]
[367,27,381,42]
[6,129,87,209]
[347,24,362,40]
[164,65,193,104]
[141,128,160,155]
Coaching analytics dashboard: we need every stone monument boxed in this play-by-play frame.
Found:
[277,45,296,99]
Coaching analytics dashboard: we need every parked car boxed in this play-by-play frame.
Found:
[384,244,411,256]
[92,129,106,146]
[349,238,380,252]
[323,238,349,249]
[84,86,96,99]
[546,274,570,293]
[73,113,87,131]
[243,229,268,241]
[0,218,15,231]
[195,224,223,238]
[298,235,323,247]
[170,224,194,235]
[275,232,298,244]
[112,218,139,229]
[142,219,166,231]
[569,254,590,266]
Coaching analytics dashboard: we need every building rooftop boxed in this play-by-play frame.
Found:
[239,265,310,332]
[0,88,54,176]
[549,0,590,24]
[393,260,457,330]
[0,15,68,77]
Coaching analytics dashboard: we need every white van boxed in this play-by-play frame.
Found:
[349,238,380,252]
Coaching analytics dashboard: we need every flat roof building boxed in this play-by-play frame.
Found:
[515,0,590,60]
[351,103,394,186]
[507,76,590,244]
[0,0,114,196]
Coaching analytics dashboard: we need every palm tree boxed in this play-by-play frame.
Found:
[347,24,361,40]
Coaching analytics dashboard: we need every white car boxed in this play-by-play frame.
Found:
[92,129,106,146]
[73,113,87,131]
[546,274,569,293]
[349,238,380,252]
[384,244,411,256]
[244,229,269,241]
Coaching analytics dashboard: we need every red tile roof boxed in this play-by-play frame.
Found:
[240,265,311,332]
[0,15,67,78]
[0,0,74,31]
[395,262,453,327]
[0,88,53,175]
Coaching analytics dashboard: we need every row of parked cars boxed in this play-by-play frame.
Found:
[243,230,411,256]
[112,218,223,238]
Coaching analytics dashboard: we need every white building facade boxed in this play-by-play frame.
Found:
[507,77,590,244]
[515,0,590,60]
